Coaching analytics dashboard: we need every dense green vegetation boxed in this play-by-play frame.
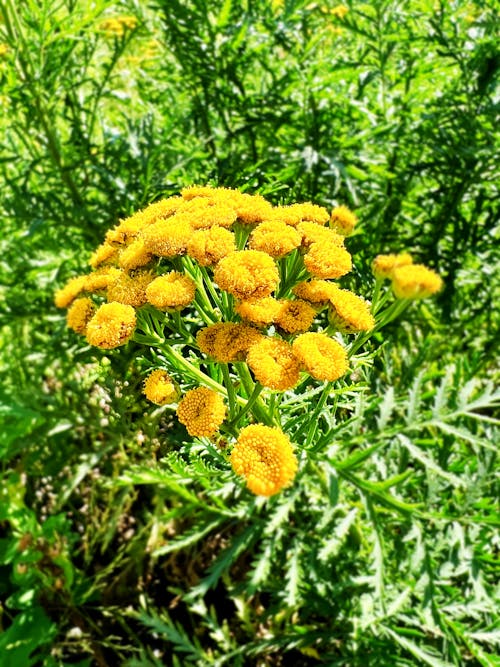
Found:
[0,1,498,665]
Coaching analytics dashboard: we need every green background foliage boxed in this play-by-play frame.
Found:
[0,0,498,665]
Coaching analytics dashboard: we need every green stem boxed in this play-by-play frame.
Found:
[220,363,237,420]
[164,346,246,407]
[228,383,264,428]
[234,362,274,425]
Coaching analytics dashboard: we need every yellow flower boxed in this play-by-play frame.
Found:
[66,297,95,335]
[83,267,122,293]
[232,192,274,224]
[246,337,300,391]
[328,287,375,332]
[391,264,443,299]
[89,242,118,268]
[106,198,182,245]
[214,250,279,300]
[330,205,357,236]
[118,239,153,271]
[275,299,316,334]
[54,276,87,309]
[372,252,413,280]
[177,198,237,229]
[0,44,9,58]
[196,322,262,363]
[304,242,352,279]
[292,332,348,382]
[297,221,345,247]
[145,272,196,310]
[177,387,226,438]
[230,424,298,496]
[186,226,236,266]
[235,296,282,328]
[143,369,179,406]
[98,15,138,36]
[85,302,136,349]
[330,5,348,19]
[140,214,193,257]
[293,279,337,305]
[107,270,154,307]
[248,220,302,258]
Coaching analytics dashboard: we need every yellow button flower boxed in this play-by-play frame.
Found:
[84,267,122,294]
[107,270,154,307]
[89,242,118,268]
[235,297,282,328]
[328,288,375,332]
[214,250,279,300]
[248,220,301,258]
[143,369,179,406]
[275,299,316,334]
[187,226,236,266]
[54,276,87,309]
[85,302,136,349]
[145,272,196,310]
[140,214,193,257]
[292,332,348,382]
[330,205,357,236]
[293,279,337,305]
[66,297,95,335]
[297,221,345,248]
[230,424,298,496]
[177,387,226,438]
[391,264,443,299]
[304,242,352,279]
[118,239,153,271]
[372,252,413,280]
[196,322,262,363]
[246,337,300,391]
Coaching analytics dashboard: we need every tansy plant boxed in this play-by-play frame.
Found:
[55,186,443,497]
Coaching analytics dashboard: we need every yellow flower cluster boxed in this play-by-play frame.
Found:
[58,186,437,497]
[372,253,443,299]
[230,425,298,496]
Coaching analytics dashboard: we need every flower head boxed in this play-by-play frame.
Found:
[304,242,352,279]
[54,276,87,309]
[372,252,413,280]
[328,288,375,332]
[140,215,192,257]
[293,332,348,382]
[275,299,316,334]
[85,302,136,349]
[107,270,154,307]
[293,279,337,305]
[84,267,122,294]
[246,337,300,391]
[249,220,301,258]
[214,250,279,300]
[67,297,96,334]
[145,272,196,310]
[176,387,226,438]
[196,322,262,363]
[177,198,237,229]
[143,369,179,405]
[391,264,443,299]
[230,424,298,496]
[235,296,282,328]
[186,226,236,266]
[89,242,118,268]
[330,205,357,236]
[118,239,153,271]
[297,221,345,248]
